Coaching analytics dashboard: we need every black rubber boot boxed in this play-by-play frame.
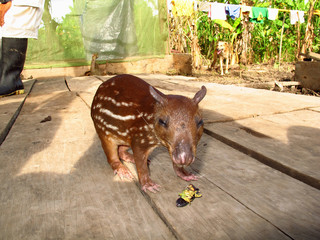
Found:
[0,37,28,97]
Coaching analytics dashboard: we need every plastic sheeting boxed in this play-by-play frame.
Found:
[25,0,167,66]
[76,0,167,60]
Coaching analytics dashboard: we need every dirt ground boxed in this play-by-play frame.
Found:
[23,58,319,97]
[192,63,320,97]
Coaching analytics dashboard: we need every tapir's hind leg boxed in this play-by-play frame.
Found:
[98,134,134,180]
[118,146,135,163]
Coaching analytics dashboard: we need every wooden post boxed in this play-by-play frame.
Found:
[278,12,286,70]
[296,16,301,60]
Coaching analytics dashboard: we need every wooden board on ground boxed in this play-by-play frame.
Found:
[0,79,35,144]
[205,109,320,189]
[2,75,320,239]
[67,76,303,239]
[0,78,174,239]
[127,134,320,239]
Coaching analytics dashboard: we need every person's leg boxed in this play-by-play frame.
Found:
[0,37,27,97]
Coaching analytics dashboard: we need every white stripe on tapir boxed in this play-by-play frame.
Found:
[103,122,119,131]
[99,108,136,121]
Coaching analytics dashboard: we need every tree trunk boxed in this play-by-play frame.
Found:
[240,0,254,65]
[300,0,316,57]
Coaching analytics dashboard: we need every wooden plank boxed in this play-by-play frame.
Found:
[0,79,35,145]
[0,78,175,239]
[124,133,320,239]
[69,76,288,239]
[125,147,290,239]
[191,134,320,239]
[308,52,320,61]
[67,75,320,125]
[66,75,320,238]
[205,109,320,188]
[300,51,320,61]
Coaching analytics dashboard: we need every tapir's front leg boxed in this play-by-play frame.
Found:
[132,143,160,193]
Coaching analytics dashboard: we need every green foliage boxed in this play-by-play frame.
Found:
[194,0,320,64]
[26,3,85,65]
[56,11,85,60]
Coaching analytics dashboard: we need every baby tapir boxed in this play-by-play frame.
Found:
[91,74,207,193]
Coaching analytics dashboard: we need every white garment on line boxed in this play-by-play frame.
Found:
[290,10,305,24]
[209,2,226,20]
[268,8,279,20]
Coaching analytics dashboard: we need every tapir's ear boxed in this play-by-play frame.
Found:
[193,86,207,104]
[150,86,167,105]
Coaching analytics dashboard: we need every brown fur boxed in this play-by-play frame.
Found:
[91,74,206,193]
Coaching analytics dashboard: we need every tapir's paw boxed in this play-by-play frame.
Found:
[180,173,199,181]
[141,181,161,193]
[114,165,134,180]
[174,166,198,181]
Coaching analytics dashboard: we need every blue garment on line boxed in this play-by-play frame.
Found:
[225,4,241,19]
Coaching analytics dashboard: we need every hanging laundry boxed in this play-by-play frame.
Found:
[209,2,227,20]
[241,6,252,19]
[267,8,278,20]
[250,7,268,23]
[225,4,241,20]
[290,10,305,24]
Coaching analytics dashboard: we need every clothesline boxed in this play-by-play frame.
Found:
[197,1,318,15]
[199,2,309,14]
[168,1,319,25]
[201,2,308,24]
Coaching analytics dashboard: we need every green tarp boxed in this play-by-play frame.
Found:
[26,0,167,67]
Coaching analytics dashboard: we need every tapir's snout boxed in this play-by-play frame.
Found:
[172,141,195,167]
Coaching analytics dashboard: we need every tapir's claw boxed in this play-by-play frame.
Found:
[174,165,198,182]
[180,173,198,181]
[114,165,134,180]
[142,182,161,193]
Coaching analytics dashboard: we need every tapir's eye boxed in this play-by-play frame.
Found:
[196,119,204,128]
[158,118,168,128]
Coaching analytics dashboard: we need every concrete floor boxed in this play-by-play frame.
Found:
[0,74,320,239]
